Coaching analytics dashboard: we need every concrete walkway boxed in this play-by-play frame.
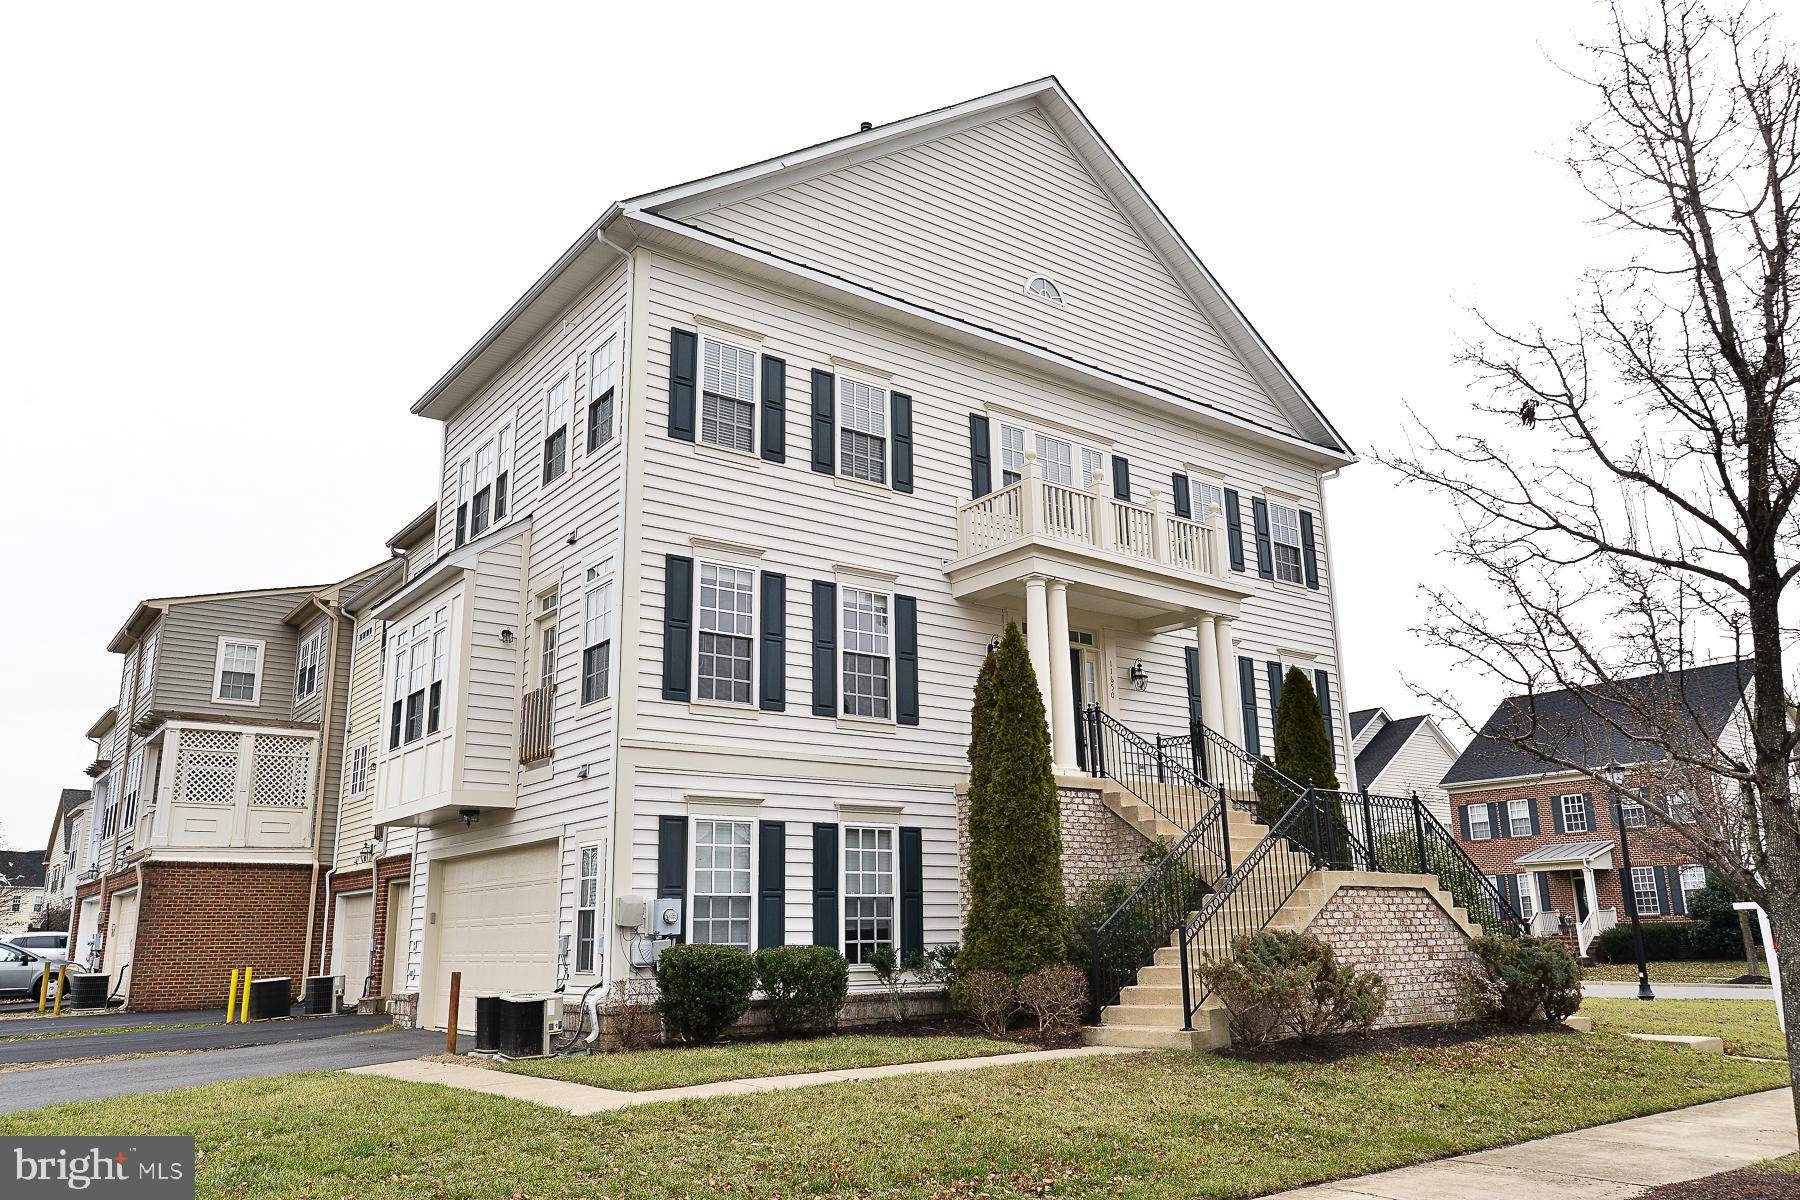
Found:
[348,1044,1134,1115]
[1585,981,1776,1001]
[1266,1088,1797,1199]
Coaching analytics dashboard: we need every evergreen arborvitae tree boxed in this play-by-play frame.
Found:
[1271,665,1348,865]
[959,621,1065,977]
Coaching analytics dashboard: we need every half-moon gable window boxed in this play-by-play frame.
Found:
[1025,275,1063,304]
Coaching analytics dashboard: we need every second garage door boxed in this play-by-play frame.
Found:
[429,841,558,1031]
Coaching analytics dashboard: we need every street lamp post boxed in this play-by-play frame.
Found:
[1605,761,1655,1002]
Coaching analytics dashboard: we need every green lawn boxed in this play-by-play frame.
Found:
[1583,960,1761,984]
[503,1032,1019,1091]
[1583,998,1790,1060]
[0,1032,1784,1199]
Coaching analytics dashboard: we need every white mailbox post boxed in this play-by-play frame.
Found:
[1734,901,1785,1034]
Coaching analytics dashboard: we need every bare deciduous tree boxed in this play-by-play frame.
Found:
[1383,0,1800,1113]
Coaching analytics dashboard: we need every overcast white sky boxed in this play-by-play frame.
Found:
[3,1,1703,846]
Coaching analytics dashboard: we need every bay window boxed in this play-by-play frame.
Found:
[691,818,752,948]
[840,586,892,720]
[700,337,756,453]
[696,562,755,705]
[389,606,448,749]
[842,825,896,964]
[455,422,512,548]
[838,376,887,484]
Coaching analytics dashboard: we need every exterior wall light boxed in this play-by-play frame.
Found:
[1129,662,1149,690]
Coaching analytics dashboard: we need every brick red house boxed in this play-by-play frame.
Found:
[1442,661,1751,959]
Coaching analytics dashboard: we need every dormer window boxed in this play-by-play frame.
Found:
[1025,275,1063,304]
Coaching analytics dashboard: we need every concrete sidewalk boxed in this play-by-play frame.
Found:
[1266,1088,1797,1198]
[348,1044,1134,1115]
[1584,981,1776,1001]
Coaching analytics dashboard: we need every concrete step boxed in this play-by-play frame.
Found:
[1119,982,1184,1006]
[1082,1022,1226,1051]
[1101,1002,1186,1028]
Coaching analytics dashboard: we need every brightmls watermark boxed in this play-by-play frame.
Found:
[5,1138,194,1197]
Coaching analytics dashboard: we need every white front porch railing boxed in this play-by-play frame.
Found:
[956,453,1227,579]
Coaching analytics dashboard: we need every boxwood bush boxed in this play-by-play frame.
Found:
[754,945,848,1035]
[655,944,757,1043]
[1460,935,1581,1024]
[1590,919,1691,963]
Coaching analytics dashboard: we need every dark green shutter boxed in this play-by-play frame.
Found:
[1489,803,1504,839]
[758,821,785,948]
[1528,800,1542,837]
[1172,474,1191,519]
[811,823,838,948]
[811,580,836,716]
[668,329,697,441]
[1586,793,1606,830]
[1111,455,1130,501]
[1460,805,1473,840]
[1313,669,1332,732]
[899,826,924,961]
[1224,489,1246,571]
[657,815,687,944]
[1669,867,1689,915]
[810,369,835,475]
[1251,498,1274,579]
[1238,657,1260,757]
[1183,646,1204,726]
[661,555,693,702]
[895,594,919,726]
[760,355,786,462]
[968,414,991,498]
[891,392,913,493]
[1265,660,1283,731]
[1536,872,1552,910]
[1652,867,1671,915]
[1553,794,1567,834]
[759,572,786,712]
[1299,511,1320,589]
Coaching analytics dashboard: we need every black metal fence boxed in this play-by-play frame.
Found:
[1082,707,1229,846]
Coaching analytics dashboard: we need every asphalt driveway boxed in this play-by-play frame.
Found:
[0,1012,392,1066]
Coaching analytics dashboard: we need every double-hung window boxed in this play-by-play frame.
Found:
[1630,865,1661,915]
[1193,478,1225,520]
[1559,793,1589,834]
[691,819,752,948]
[842,825,896,964]
[696,563,754,705]
[295,626,324,701]
[472,442,495,537]
[1507,797,1534,838]
[1269,501,1305,584]
[1679,864,1707,906]
[543,376,572,485]
[581,572,613,704]
[214,638,263,703]
[389,607,448,749]
[347,741,369,799]
[1466,805,1492,841]
[840,586,892,720]
[587,335,618,452]
[575,843,600,974]
[1514,873,1537,921]
[700,337,756,453]
[838,376,888,484]
[455,423,512,547]
[1619,792,1648,829]
[997,421,1103,489]
[1664,791,1698,824]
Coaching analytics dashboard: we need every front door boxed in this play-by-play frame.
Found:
[1572,874,1590,921]
[1070,642,1101,771]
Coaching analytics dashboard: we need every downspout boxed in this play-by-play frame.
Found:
[299,595,343,982]
[596,224,634,990]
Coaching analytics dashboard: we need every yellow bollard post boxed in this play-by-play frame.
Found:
[226,968,241,1025]
[239,967,254,1023]
[37,968,49,1014]
[51,965,68,1017]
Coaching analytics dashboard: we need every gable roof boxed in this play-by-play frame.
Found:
[1354,715,1429,785]
[1349,708,1383,738]
[43,789,91,857]
[107,583,326,653]
[409,79,1354,464]
[1441,660,1754,788]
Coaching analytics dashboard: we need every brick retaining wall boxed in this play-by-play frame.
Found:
[1304,884,1481,1027]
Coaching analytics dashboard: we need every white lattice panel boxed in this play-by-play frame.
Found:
[250,735,312,808]
[175,729,240,806]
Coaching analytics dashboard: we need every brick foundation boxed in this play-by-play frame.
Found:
[1304,883,1482,1028]
[956,784,1153,915]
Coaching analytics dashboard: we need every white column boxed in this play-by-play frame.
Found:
[1215,615,1242,746]
[1023,576,1053,741]
[1196,614,1224,738]
[1046,580,1077,774]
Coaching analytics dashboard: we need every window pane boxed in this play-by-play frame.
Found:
[840,589,891,719]
[1034,433,1073,485]
[1631,866,1661,914]
[692,819,753,949]
[697,564,755,704]
[840,427,886,483]
[999,424,1024,485]
[700,340,756,453]
[1270,503,1304,583]
[839,376,888,480]
[842,826,896,964]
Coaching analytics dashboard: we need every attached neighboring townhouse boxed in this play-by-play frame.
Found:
[42,788,92,915]
[69,566,387,1009]
[1349,708,1459,825]
[0,851,48,933]
[360,77,1362,1032]
[1443,660,1750,957]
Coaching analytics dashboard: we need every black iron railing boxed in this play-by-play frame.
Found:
[1086,807,1223,1018]
[1082,707,1230,847]
[1161,721,1307,818]
[1325,788,1523,936]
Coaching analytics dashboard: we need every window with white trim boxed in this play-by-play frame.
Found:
[691,818,752,948]
[295,626,325,701]
[1664,790,1698,824]
[999,423,1025,486]
[1194,479,1225,521]
[1619,792,1648,829]
[696,562,755,705]
[1514,873,1537,921]
[1507,797,1534,838]
[214,638,263,703]
[840,586,892,720]
[700,337,756,453]
[997,421,1104,489]
[454,459,472,547]
[587,335,619,452]
[1268,500,1304,584]
[1025,275,1063,303]
[581,573,613,705]
[838,376,888,484]
[388,606,448,749]
[454,422,512,548]
[1679,864,1707,905]
[120,748,144,834]
[347,741,369,799]
[575,842,601,973]
[543,375,572,485]
[1466,805,1492,841]
[842,825,895,965]
[538,623,558,691]
[1630,865,1661,915]
[1559,793,1589,834]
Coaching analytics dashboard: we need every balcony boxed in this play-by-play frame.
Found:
[949,459,1251,625]
[149,723,318,853]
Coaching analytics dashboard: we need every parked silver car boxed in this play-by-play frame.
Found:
[4,932,68,962]
[0,943,55,1002]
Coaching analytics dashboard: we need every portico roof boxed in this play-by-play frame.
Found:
[1514,840,1615,870]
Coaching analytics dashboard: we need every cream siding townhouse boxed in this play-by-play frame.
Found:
[370,79,1364,1032]
[42,788,92,918]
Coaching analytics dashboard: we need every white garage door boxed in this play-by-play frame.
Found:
[332,892,374,1004]
[430,842,558,1031]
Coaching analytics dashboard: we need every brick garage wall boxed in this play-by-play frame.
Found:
[957,786,1153,914]
[69,868,139,974]
[126,861,324,1012]
[1305,885,1480,1028]
[368,854,413,998]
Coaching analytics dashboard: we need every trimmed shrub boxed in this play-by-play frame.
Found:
[868,947,924,1022]
[1686,873,1756,960]
[915,943,961,994]
[1591,919,1690,964]
[952,969,1018,1037]
[960,621,1064,978]
[655,944,757,1043]
[1460,935,1582,1024]
[1273,665,1339,792]
[1198,929,1385,1050]
[1017,963,1089,1040]
[754,945,848,1035]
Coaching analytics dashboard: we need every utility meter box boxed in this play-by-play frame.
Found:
[650,897,683,938]
[613,894,646,932]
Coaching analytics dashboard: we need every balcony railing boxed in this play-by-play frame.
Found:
[956,457,1227,579]
[519,685,555,765]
